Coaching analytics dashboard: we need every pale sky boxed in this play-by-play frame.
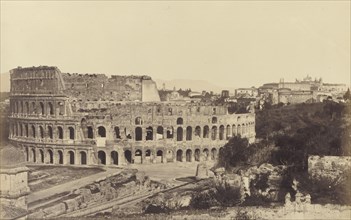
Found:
[1,1,350,88]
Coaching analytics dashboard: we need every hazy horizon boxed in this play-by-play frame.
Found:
[1,1,350,89]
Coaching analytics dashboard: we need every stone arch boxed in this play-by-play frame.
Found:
[135,127,142,141]
[111,151,118,165]
[39,126,44,139]
[80,151,87,165]
[211,148,217,160]
[48,126,53,139]
[166,150,173,162]
[186,149,192,162]
[226,125,231,139]
[31,148,36,162]
[135,149,142,164]
[194,149,201,161]
[31,125,36,138]
[166,126,174,139]
[19,101,23,114]
[39,149,44,163]
[156,126,164,140]
[212,117,217,124]
[135,117,143,125]
[219,125,225,140]
[25,124,29,137]
[67,150,75,165]
[31,102,36,114]
[156,150,163,163]
[195,126,201,137]
[48,149,54,164]
[39,102,45,115]
[98,126,106,138]
[87,126,93,139]
[203,148,209,161]
[186,126,192,141]
[57,126,63,139]
[125,150,132,164]
[98,150,106,165]
[68,127,75,140]
[48,102,54,115]
[25,102,29,114]
[176,117,183,125]
[237,124,241,136]
[58,150,63,164]
[20,124,23,137]
[232,124,237,136]
[177,127,183,141]
[203,125,209,138]
[146,126,153,141]
[176,149,183,162]
[25,146,29,161]
[211,126,217,140]
[145,149,152,163]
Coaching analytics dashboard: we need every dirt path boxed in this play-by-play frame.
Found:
[27,167,122,204]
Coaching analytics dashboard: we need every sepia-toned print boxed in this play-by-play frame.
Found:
[0,1,350,219]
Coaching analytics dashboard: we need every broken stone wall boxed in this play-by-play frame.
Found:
[308,156,351,180]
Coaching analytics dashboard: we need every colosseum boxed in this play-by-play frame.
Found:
[8,66,256,166]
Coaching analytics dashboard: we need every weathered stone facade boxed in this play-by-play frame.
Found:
[8,66,255,166]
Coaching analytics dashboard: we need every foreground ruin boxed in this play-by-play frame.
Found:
[8,66,255,166]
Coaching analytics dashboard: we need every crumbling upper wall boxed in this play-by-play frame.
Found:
[10,66,64,95]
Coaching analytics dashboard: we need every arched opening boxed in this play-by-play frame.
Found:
[39,102,45,115]
[176,117,183,125]
[48,102,54,115]
[186,126,192,141]
[87,126,93,139]
[58,102,65,115]
[237,125,241,135]
[135,149,142,164]
[156,150,163,163]
[114,127,121,139]
[25,147,29,161]
[135,117,143,125]
[31,102,36,114]
[20,102,23,114]
[194,149,201,161]
[145,150,151,163]
[125,128,132,139]
[219,125,225,140]
[203,126,209,138]
[48,126,53,139]
[31,148,36,162]
[203,148,209,161]
[48,149,53,164]
[146,126,153,141]
[68,151,75,165]
[39,126,44,139]
[166,127,174,139]
[176,149,183,162]
[125,150,132,163]
[80,151,87,165]
[25,124,29,137]
[58,150,63,164]
[232,125,237,136]
[25,102,29,114]
[31,125,36,138]
[156,126,163,140]
[58,126,63,139]
[226,125,231,139]
[242,123,246,135]
[135,127,142,141]
[212,117,217,124]
[195,126,201,138]
[211,148,217,160]
[177,127,183,141]
[211,126,217,140]
[39,149,44,163]
[98,126,106,138]
[186,149,192,162]
[98,151,106,165]
[68,127,75,140]
[20,124,23,137]
[111,151,118,165]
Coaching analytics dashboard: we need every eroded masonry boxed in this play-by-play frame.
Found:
[8,66,255,166]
